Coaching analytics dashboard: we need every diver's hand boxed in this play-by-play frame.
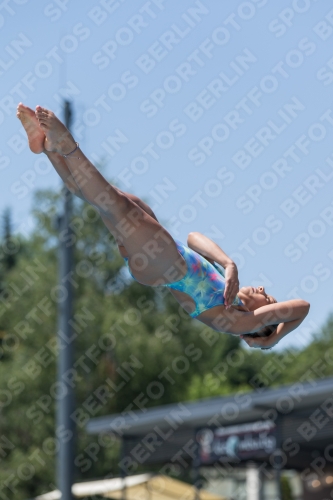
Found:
[224,262,239,308]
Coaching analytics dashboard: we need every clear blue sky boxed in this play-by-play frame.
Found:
[2,0,333,350]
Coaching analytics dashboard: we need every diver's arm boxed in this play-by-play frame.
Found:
[187,232,239,307]
[242,315,308,349]
[187,232,234,267]
[233,300,310,342]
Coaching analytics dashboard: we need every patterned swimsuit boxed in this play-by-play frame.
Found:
[124,239,243,318]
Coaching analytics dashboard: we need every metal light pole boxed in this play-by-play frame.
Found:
[56,100,75,500]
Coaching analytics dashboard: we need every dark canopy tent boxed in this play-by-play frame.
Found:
[87,373,333,499]
[86,376,333,473]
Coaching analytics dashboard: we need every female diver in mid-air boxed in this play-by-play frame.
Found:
[17,103,310,350]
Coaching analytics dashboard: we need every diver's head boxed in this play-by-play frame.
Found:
[237,286,277,311]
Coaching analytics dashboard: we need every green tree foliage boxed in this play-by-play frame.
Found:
[0,189,331,498]
[274,315,333,386]
[0,207,22,359]
[281,475,293,500]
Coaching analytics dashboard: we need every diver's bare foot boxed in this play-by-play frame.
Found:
[35,106,76,155]
[16,103,45,154]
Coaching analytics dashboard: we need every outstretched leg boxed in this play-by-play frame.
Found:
[17,104,157,213]
[32,105,185,286]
